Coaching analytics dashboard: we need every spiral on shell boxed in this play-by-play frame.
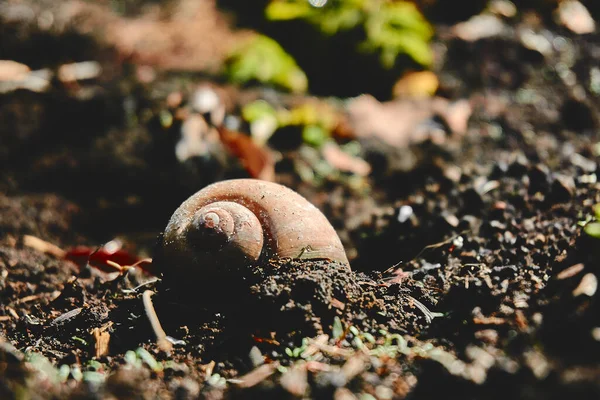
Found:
[159,179,349,281]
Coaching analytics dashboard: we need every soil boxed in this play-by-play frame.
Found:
[2,1,600,399]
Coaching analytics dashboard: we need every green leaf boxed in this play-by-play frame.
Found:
[266,2,314,20]
[585,222,600,238]
[136,347,162,372]
[594,204,600,220]
[332,316,344,340]
[302,125,329,147]
[225,35,308,93]
[242,100,277,122]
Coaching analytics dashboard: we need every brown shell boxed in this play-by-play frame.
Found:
[160,179,349,275]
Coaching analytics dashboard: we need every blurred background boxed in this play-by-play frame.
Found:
[2,1,600,399]
[2,0,597,256]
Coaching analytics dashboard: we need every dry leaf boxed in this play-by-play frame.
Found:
[218,126,275,181]
[393,70,439,98]
[92,323,112,358]
[322,143,371,176]
[346,95,472,148]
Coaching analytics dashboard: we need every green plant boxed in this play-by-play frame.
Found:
[583,204,600,238]
[224,34,308,93]
[265,0,433,68]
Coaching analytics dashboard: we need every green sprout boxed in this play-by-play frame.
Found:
[584,204,600,238]
[225,35,308,93]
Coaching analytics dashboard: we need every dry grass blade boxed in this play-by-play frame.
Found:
[23,235,66,258]
[142,290,173,353]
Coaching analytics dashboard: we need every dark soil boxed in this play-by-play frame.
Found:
[2,1,600,399]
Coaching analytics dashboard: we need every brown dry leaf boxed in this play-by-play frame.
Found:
[92,323,112,358]
[393,70,439,98]
[218,127,275,181]
[346,95,472,148]
[322,143,371,176]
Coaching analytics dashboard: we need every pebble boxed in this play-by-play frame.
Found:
[528,164,551,194]
[397,205,414,223]
[549,174,576,203]
[573,273,598,297]
[507,154,529,177]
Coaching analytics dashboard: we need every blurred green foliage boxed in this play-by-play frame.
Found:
[242,99,338,147]
[584,204,600,238]
[265,0,434,68]
[224,34,308,93]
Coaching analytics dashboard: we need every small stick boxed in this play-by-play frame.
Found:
[23,235,66,258]
[15,291,61,305]
[106,258,153,274]
[142,290,173,353]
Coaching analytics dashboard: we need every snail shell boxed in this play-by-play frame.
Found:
[160,179,349,279]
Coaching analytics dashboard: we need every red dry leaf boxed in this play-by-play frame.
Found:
[217,126,275,181]
[64,243,152,274]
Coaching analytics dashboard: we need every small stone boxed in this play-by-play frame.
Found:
[249,346,264,367]
[489,161,509,179]
[397,205,414,223]
[528,164,551,194]
[280,364,308,397]
[556,1,595,35]
[474,329,499,345]
[507,154,528,177]
[573,273,597,297]
[490,220,507,230]
[549,174,576,203]
[570,153,597,172]
[462,188,484,212]
[443,213,460,228]
[533,233,546,245]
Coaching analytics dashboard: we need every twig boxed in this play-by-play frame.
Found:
[406,295,443,324]
[106,258,153,274]
[23,235,66,258]
[14,291,61,305]
[121,278,160,294]
[383,229,470,275]
[142,290,172,353]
